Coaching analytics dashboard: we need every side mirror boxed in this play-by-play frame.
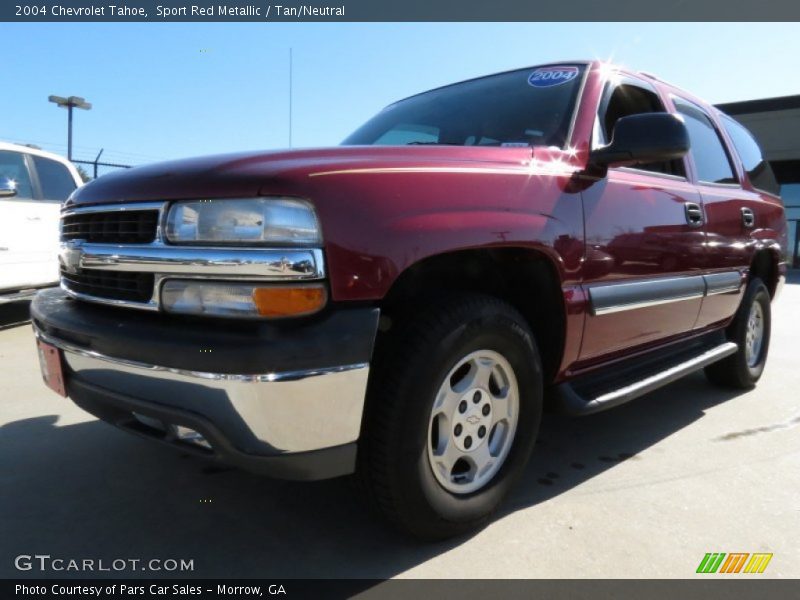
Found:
[589,113,689,170]
[0,179,18,198]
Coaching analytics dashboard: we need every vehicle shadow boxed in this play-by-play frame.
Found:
[0,371,746,581]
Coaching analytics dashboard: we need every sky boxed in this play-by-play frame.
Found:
[2,22,799,169]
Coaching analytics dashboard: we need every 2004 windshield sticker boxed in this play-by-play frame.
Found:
[528,66,579,88]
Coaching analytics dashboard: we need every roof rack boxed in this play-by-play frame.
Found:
[638,71,680,90]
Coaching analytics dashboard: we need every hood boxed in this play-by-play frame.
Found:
[66,145,542,207]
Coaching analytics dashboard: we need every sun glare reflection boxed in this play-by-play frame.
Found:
[597,59,623,86]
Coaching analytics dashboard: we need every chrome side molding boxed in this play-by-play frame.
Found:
[588,271,744,316]
[590,276,705,316]
[704,271,743,296]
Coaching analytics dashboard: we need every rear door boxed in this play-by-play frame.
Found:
[670,98,752,329]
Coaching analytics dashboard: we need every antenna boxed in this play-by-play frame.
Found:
[289,47,293,148]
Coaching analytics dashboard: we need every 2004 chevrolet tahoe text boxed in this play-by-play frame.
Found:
[32,61,788,539]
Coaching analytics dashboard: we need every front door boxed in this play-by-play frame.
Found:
[578,76,706,362]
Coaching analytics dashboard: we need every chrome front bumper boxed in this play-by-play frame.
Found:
[34,324,370,474]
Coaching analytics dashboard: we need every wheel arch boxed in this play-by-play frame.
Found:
[375,246,567,383]
[748,246,781,299]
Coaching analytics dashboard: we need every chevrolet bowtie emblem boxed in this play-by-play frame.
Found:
[60,240,84,274]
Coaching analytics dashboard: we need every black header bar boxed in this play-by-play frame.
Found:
[4,579,798,599]
[4,0,800,22]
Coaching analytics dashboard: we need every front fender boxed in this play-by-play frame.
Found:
[321,196,582,302]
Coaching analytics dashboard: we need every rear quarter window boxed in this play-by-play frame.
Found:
[720,114,780,196]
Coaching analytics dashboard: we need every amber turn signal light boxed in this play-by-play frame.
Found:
[252,285,327,318]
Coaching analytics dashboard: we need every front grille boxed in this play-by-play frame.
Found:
[61,210,159,244]
[61,268,154,303]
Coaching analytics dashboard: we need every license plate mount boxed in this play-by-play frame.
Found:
[37,339,67,397]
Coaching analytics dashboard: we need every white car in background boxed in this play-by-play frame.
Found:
[0,141,82,302]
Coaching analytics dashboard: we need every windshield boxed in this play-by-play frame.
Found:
[343,64,586,149]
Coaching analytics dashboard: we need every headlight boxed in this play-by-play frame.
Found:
[161,281,327,319]
[165,198,321,245]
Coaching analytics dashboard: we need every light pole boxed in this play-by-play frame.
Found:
[48,95,92,160]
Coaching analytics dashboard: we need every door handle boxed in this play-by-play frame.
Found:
[684,202,704,228]
[741,207,755,228]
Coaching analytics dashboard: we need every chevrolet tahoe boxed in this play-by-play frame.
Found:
[31,61,788,539]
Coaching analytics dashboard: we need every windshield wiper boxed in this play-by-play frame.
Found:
[406,141,463,146]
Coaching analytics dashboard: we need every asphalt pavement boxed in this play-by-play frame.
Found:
[1,276,798,580]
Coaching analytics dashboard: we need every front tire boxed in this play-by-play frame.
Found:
[358,294,543,540]
[704,277,771,389]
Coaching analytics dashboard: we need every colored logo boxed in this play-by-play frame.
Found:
[696,552,773,574]
[528,66,579,88]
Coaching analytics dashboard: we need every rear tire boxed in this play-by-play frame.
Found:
[704,277,771,389]
[358,294,543,540]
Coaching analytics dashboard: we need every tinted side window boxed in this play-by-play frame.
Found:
[674,100,736,185]
[597,82,684,177]
[721,115,780,195]
[32,156,77,201]
[0,151,34,199]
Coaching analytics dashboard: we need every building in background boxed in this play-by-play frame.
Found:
[717,95,800,268]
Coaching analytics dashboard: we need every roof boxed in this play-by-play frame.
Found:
[0,141,73,165]
[0,140,83,184]
[716,95,800,116]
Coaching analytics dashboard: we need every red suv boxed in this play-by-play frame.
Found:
[32,61,787,539]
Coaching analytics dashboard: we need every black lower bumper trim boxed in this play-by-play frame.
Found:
[31,287,379,375]
[68,377,357,481]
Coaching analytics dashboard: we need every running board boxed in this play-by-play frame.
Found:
[0,288,40,305]
[555,342,738,416]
